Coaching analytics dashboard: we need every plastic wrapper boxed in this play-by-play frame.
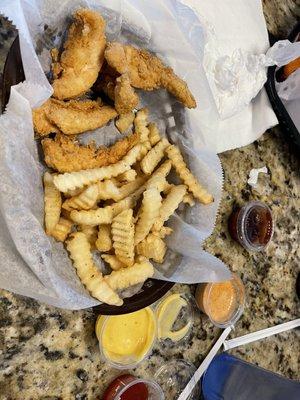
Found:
[0,0,230,309]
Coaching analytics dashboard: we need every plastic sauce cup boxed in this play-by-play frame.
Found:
[102,374,164,400]
[96,307,157,369]
[195,274,245,328]
[228,201,273,252]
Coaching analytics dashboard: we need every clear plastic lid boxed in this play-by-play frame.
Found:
[155,293,194,345]
[154,360,200,400]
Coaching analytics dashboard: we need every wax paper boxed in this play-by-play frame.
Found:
[0,0,230,309]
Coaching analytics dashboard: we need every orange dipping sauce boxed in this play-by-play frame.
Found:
[195,274,245,327]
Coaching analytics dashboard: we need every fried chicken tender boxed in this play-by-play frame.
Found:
[48,99,117,135]
[114,74,139,115]
[32,100,60,137]
[42,131,140,173]
[33,99,117,136]
[105,42,196,108]
[52,9,106,100]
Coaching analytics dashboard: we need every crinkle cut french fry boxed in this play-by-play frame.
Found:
[136,233,166,263]
[115,111,135,133]
[63,183,99,211]
[70,206,114,225]
[152,226,173,239]
[112,209,135,267]
[148,122,161,146]
[134,108,151,160]
[97,180,120,201]
[95,224,112,252]
[44,172,62,235]
[101,254,126,271]
[134,187,162,245]
[66,232,122,306]
[117,169,137,183]
[104,258,154,291]
[140,138,169,175]
[152,185,187,232]
[183,193,195,207]
[147,160,172,184]
[64,187,84,198]
[70,195,137,226]
[116,176,147,201]
[134,108,150,145]
[53,144,142,192]
[51,218,73,242]
[78,225,98,249]
[166,145,213,204]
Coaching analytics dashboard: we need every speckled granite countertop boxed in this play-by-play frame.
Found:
[0,1,299,399]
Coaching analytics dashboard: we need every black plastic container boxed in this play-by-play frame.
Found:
[265,22,300,154]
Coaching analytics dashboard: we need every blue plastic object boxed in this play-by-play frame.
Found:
[202,353,300,400]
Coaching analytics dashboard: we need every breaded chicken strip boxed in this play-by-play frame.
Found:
[32,100,60,137]
[42,132,140,173]
[33,99,117,136]
[114,74,139,115]
[48,99,117,135]
[52,9,106,100]
[104,42,196,108]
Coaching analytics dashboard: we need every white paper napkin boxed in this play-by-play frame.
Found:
[180,0,279,153]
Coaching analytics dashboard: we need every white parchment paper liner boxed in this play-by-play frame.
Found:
[0,0,230,309]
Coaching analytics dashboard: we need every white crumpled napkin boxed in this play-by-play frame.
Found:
[181,0,279,152]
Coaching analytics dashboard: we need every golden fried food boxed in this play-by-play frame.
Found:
[104,258,154,291]
[96,224,112,252]
[114,74,139,115]
[112,209,135,267]
[42,131,140,173]
[43,172,62,235]
[101,254,126,271]
[117,169,137,183]
[136,233,166,264]
[67,232,122,305]
[140,138,169,175]
[134,187,162,245]
[49,99,116,135]
[152,184,187,232]
[78,225,98,249]
[32,101,60,137]
[33,99,116,136]
[53,144,142,192]
[104,42,128,74]
[51,218,73,242]
[166,145,213,204]
[105,42,196,108]
[115,111,135,133]
[148,122,161,146]
[52,9,106,99]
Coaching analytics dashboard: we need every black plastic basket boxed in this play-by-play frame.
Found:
[265,22,300,155]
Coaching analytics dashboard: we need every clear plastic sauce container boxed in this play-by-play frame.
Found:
[228,201,273,251]
[195,274,245,328]
[102,374,164,400]
[96,307,156,369]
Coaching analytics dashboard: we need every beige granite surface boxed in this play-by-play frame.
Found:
[0,1,299,399]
